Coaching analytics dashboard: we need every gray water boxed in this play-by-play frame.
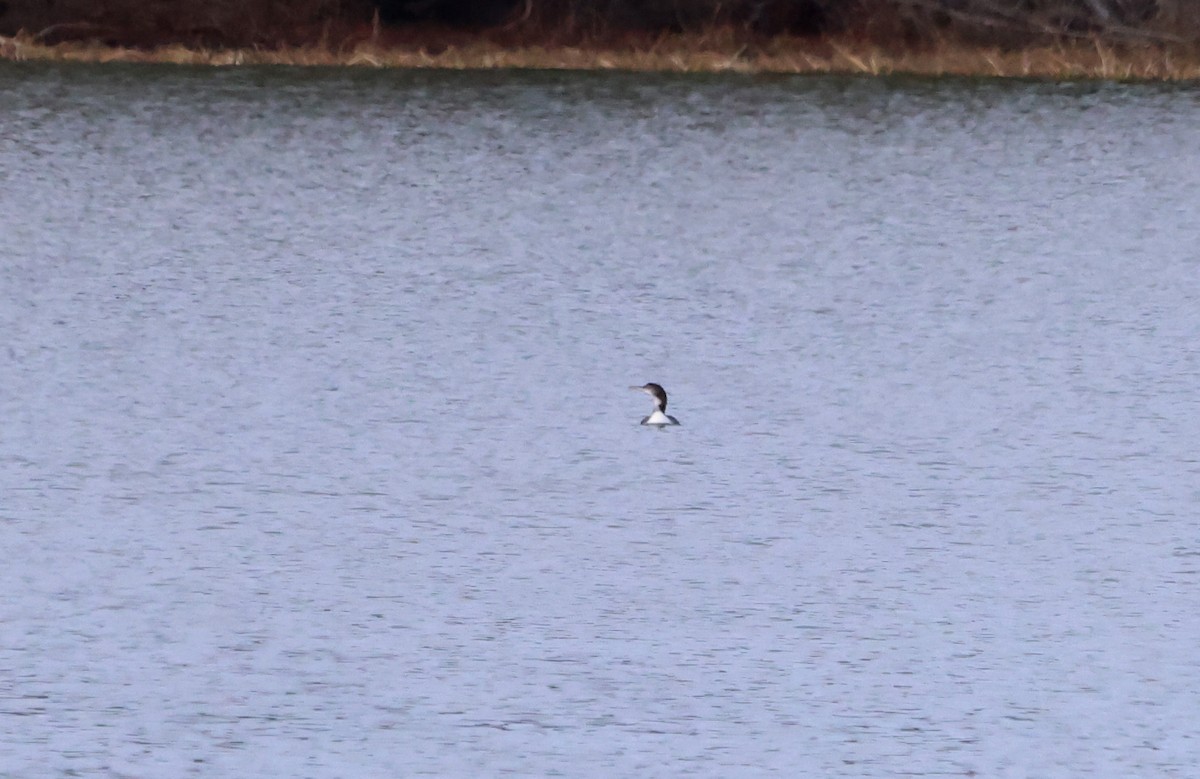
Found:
[2,63,1200,777]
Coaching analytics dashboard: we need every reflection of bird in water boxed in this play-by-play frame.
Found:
[630,382,680,426]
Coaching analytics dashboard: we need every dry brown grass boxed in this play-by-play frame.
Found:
[2,29,1199,80]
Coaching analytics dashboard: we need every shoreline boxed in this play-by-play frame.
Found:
[4,32,1200,81]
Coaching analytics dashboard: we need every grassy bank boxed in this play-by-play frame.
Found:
[3,29,1200,80]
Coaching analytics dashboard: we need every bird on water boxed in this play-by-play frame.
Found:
[631,382,680,426]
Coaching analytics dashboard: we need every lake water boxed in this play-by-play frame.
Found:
[2,63,1200,777]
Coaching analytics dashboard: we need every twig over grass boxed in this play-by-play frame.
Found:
[2,29,1199,81]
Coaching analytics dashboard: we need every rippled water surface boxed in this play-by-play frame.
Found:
[3,63,1200,777]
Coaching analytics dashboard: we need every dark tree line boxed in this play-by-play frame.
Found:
[1,0,1189,47]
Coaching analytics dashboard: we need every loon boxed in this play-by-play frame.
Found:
[631,382,680,426]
